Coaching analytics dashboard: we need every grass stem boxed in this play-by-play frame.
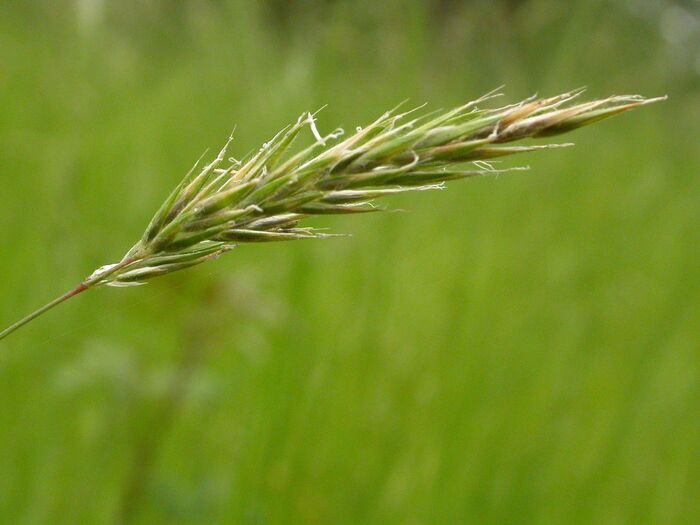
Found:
[0,284,89,341]
[0,257,137,342]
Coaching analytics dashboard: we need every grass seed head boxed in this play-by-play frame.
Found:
[90,90,665,287]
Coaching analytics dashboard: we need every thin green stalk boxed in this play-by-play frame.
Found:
[0,258,137,341]
[0,285,89,341]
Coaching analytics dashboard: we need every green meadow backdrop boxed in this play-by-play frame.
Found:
[1,1,699,523]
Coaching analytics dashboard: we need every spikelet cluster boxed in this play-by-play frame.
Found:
[88,90,664,287]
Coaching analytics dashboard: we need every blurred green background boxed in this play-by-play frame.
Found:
[1,0,699,523]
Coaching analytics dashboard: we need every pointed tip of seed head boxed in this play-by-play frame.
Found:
[601,94,666,107]
[541,88,586,109]
[522,93,539,104]
[389,99,411,115]
[565,87,587,102]
[188,149,211,174]
[558,87,587,100]
[641,95,668,105]
[391,102,431,123]
[477,165,532,176]
[486,84,506,97]
[209,135,235,166]
[471,86,506,108]
[518,143,576,152]
[311,105,329,118]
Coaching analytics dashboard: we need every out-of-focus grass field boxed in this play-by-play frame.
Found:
[1,1,699,523]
